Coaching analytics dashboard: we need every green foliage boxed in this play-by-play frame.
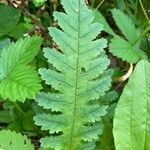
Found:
[34,0,111,149]
[94,10,115,35]
[0,110,13,123]
[0,130,34,150]
[109,9,147,63]
[113,60,150,150]
[8,23,33,39]
[0,36,42,102]
[0,4,20,36]
[0,100,37,132]
[0,39,11,54]
[96,91,118,150]
[32,0,47,7]
[0,0,149,149]
[115,0,125,10]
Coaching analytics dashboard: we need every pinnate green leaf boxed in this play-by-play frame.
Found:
[34,0,111,149]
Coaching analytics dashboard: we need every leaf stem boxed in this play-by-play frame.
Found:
[134,0,138,17]
[95,0,105,10]
[139,0,150,24]
[91,0,96,7]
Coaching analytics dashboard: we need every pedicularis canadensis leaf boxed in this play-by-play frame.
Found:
[113,60,150,150]
[0,36,42,102]
[34,0,111,149]
[0,130,34,150]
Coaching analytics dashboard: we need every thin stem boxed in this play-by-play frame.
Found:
[134,0,138,17]
[139,0,150,23]
[91,0,96,7]
[95,0,105,10]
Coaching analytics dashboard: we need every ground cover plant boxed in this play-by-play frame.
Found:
[0,0,150,149]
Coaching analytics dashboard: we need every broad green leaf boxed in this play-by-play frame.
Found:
[113,60,150,150]
[0,130,34,150]
[0,4,20,35]
[0,36,42,102]
[94,9,115,35]
[34,0,111,149]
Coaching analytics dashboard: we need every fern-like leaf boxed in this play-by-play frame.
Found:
[0,36,42,102]
[34,0,111,149]
[0,130,34,150]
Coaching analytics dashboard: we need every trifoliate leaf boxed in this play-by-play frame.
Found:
[109,9,147,63]
[110,35,147,63]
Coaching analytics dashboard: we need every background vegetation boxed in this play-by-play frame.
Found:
[0,0,150,149]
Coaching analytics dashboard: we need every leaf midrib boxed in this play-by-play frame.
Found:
[69,0,81,149]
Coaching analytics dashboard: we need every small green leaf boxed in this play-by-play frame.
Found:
[32,0,47,7]
[113,60,150,150]
[114,0,125,11]
[0,4,20,35]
